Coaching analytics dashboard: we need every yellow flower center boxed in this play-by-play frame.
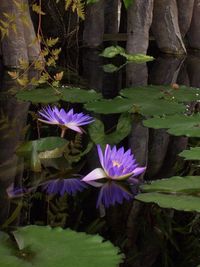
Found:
[112,160,122,168]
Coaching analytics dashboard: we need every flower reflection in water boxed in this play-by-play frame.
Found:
[82,144,146,208]
[42,178,88,196]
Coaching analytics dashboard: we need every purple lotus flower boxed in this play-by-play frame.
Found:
[96,181,133,208]
[82,144,146,183]
[38,106,94,134]
[43,178,87,196]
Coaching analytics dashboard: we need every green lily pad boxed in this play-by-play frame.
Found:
[16,88,60,104]
[85,97,133,114]
[0,225,123,267]
[88,113,132,146]
[136,193,200,212]
[16,87,102,104]
[60,87,102,103]
[141,176,200,194]
[85,96,184,116]
[179,147,200,161]
[143,114,200,137]
[120,85,200,102]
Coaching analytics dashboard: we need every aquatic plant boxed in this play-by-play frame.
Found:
[38,106,94,136]
[82,144,146,183]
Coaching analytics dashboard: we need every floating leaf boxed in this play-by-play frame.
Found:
[85,97,133,114]
[16,87,102,104]
[141,176,200,194]
[16,88,60,103]
[179,147,200,161]
[143,114,200,137]
[85,96,184,116]
[0,225,123,267]
[120,85,200,103]
[60,87,102,103]
[136,193,200,212]
[88,113,132,146]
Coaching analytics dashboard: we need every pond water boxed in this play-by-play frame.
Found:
[0,50,200,267]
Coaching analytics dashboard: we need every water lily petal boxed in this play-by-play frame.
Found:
[82,168,107,182]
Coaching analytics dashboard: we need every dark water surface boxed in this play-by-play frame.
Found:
[0,51,200,266]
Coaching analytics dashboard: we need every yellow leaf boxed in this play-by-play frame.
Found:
[32,3,45,15]
[54,71,64,81]
[19,58,29,70]
[8,71,18,79]
[46,37,59,47]
[17,77,29,87]
[34,60,44,71]
[46,57,56,67]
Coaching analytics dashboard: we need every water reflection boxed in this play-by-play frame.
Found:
[0,70,29,225]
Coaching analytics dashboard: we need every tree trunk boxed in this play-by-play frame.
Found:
[177,0,194,37]
[0,0,40,67]
[151,0,186,54]
[187,0,200,49]
[83,0,105,47]
[127,0,154,54]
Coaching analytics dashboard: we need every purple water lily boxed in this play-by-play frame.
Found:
[96,181,133,208]
[38,106,94,136]
[82,144,146,183]
[43,178,87,196]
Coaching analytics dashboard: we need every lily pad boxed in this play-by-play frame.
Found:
[0,225,123,267]
[85,96,184,116]
[143,114,200,137]
[141,176,200,194]
[120,85,200,102]
[16,87,60,103]
[84,97,133,114]
[60,87,102,103]
[100,45,125,58]
[179,147,200,161]
[16,87,102,104]
[136,193,200,213]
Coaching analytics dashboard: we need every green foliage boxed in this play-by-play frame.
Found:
[84,96,185,116]
[17,137,68,172]
[0,225,123,267]
[136,193,200,213]
[85,97,133,114]
[16,87,102,104]
[136,176,200,212]
[100,46,153,73]
[88,113,132,146]
[141,176,200,194]
[120,85,200,102]
[143,114,200,137]
[179,147,200,161]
